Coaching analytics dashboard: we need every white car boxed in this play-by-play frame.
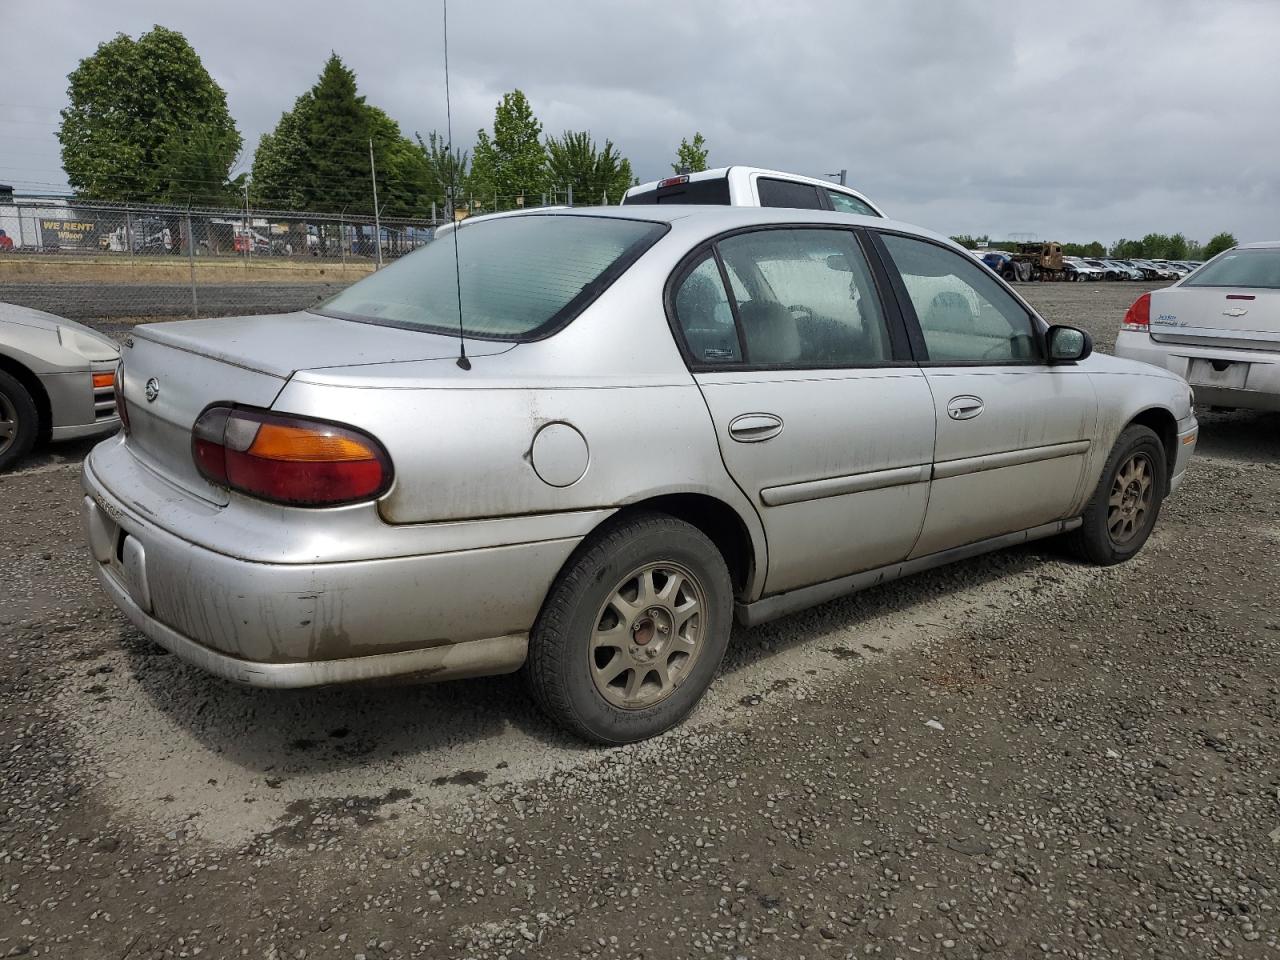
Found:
[1115,241,1280,411]
[622,166,884,218]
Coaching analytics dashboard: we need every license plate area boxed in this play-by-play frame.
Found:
[86,496,152,612]
[1188,357,1249,390]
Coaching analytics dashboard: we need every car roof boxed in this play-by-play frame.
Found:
[1236,240,1280,250]
[474,204,954,248]
[626,165,873,197]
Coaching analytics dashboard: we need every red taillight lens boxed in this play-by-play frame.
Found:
[113,363,130,432]
[1121,292,1151,332]
[191,406,392,507]
[657,175,689,189]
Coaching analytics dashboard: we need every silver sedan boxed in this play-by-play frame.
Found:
[82,207,1197,743]
[1116,241,1280,411]
[1,302,120,471]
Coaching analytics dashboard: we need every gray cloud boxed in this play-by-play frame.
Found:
[3,0,1277,243]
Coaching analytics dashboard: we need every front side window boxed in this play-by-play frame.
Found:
[826,189,879,217]
[1183,248,1280,289]
[756,177,825,211]
[879,233,1041,363]
[317,214,667,340]
[692,228,891,367]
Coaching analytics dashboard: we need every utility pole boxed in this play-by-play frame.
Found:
[825,169,848,186]
[369,138,383,268]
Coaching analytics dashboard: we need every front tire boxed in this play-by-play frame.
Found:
[1066,424,1167,565]
[0,369,38,472]
[524,512,733,744]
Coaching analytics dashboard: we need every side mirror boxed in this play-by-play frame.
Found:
[1047,324,1092,363]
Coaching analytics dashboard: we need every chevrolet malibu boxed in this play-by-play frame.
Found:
[83,207,1197,744]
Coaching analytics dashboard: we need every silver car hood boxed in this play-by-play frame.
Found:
[134,311,513,377]
[1,301,119,362]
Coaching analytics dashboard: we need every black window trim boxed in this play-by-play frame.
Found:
[663,223,916,374]
[865,228,1051,368]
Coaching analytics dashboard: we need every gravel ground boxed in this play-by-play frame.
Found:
[2,281,1278,959]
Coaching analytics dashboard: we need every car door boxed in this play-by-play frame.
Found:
[872,231,1099,558]
[669,225,936,595]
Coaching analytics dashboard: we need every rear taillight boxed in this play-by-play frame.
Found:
[657,175,689,188]
[191,405,392,507]
[113,363,130,432]
[1121,292,1151,332]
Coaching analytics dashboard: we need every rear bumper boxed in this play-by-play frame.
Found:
[1116,331,1280,412]
[81,449,585,687]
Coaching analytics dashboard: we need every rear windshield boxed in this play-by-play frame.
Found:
[316,214,667,340]
[1183,248,1280,289]
[622,177,731,205]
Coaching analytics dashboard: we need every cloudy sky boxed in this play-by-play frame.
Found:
[3,0,1277,244]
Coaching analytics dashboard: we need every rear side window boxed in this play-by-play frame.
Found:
[756,178,825,210]
[879,233,1041,363]
[318,215,667,340]
[622,177,731,205]
[1184,248,1280,289]
[825,189,879,217]
[672,228,892,369]
[672,254,741,364]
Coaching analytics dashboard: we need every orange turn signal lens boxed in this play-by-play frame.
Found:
[248,422,379,462]
[92,372,114,389]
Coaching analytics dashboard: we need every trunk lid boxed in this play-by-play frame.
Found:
[1149,287,1280,351]
[120,312,509,504]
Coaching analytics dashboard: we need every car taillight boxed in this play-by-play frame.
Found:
[114,363,130,432]
[657,175,689,189]
[1121,292,1151,332]
[191,405,392,507]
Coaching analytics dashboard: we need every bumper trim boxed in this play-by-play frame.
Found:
[94,562,528,688]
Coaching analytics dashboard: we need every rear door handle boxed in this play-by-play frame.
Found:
[728,413,784,443]
[947,395,985,420]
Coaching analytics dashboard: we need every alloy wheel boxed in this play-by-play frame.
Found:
[0,391,18,457]
[589,561,706,710]
[1108,452,1154,545]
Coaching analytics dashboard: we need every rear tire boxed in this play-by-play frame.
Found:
[0,369,38,472]
[1065,424,1167,565]
[524,512,733,744]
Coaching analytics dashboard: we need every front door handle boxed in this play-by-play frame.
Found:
[947,395,985,420]
[728,413,784,443]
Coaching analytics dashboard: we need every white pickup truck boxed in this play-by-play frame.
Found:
[621,165,885,217]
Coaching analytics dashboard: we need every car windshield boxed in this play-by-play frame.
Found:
[1183,248,1280,289]
[316,214,668,339]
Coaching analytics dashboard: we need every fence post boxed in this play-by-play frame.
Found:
[125,204,135,277]
[16,206,25,250]
[339,210,347,278]
[567,184,573,208]
[185,206,199,319]
[243,182,252,274]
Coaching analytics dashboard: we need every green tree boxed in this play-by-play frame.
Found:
[672,132,709,173]
[251,94,313,209]
[1202,232,1237,260]
[546,131,634,206]
[1111,238,1143,259]
[415,131,469,212]
[156,123,244,207]
[1140,233,1173,259]
[1166,233,1189,260]
[301,53,372,211]
[251,54,434,217]
[58,26,241,202]
[469,90,547,207]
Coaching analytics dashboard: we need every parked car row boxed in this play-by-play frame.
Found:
[1064,256,1202,282]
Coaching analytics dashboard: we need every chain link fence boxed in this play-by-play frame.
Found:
[0,193,580,329]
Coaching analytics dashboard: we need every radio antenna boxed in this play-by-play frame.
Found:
[443,0,470,370]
